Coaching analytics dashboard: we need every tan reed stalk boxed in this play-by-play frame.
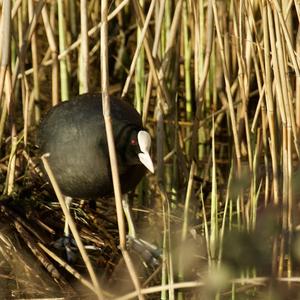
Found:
[100,1,144,299]
[192,0,205,161]
[69,0,77,37]
[131,0,171,110]
[267,3,287,209]
[178,161,196,281]
[272,0,300,77]
[273,1,294,280]
[0,0,11,144]
[296,27,300,129]
[11,0,22,18]
[251,34,270,206]
[41,5,59,106]
[142,0,166,125]
[162,190,174,300]
[250,130,262,230]
[134,0,145,113]
[183,0,192,155]
[218,161,233,265]
[28,0,40,123]
[17,1,129,82]
[16,1,44,148]
[37,242,97,294]
[189,0,213,160]
[210,117,218,263]
[212,0,241,174]
[156,108,168,300]
[79,0,89,94]
[231,0,253,172]
[262,1,279,205]
[57,0,69,100]
[1,0,18,196]
[122,0,155,98]
[11,0,44,94]
[273,5,295,231]
[16,1,28,144]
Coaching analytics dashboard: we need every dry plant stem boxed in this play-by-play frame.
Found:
[156,108,164,191]
[189,0,213,159]
[57,0,69,101]
[196,0,213,99]
[117,276,298,300]
[28,0,41,123]
[273,7,294,229]
[200,188,211,269]
[79,0,89,93]
[100,0,125,256]
[192,0,202,98]
[210,118,218,261]
[157,0,183,104]
[41,155,104,300]
[212,0,241,172]
[11,0,44,94]
[100,1,144,299]
[272,0,300,77]
[17,5,32,146]
[142,72,152,125]
[262,2,279,205]
[14,221,63,281]
[268,5,290,228]
[18,0,129,81]
[134,11,144,114]
[41,5,59,106]
[152,0,165,54]
[11,0,22,18]
[2,0,17,196]
[218,163,233,266]
[183,0,192,125]
[122,0,155,97]
[15,3,29,144]
[274,8,297,147]
[162,190,174,300]
[180,163,196,242]
[6,134,17,195]
[156,109,174,300]
[231,0,252,170]
[178,161,196,281]
[18,19,29,148]
[250,132,262,230]
[37,242,99,294]
[162,97,242,163]
[251,85,265,132]
[148,0,183,118]
[251,26,270,205]
[23,90,30,146]
[296,27,300,129]
[142,0,166,124]
[16,0,24,74]
[0,0,11,144]
[131,0,171,110]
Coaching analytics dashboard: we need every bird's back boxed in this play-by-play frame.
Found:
[37,93,145,198]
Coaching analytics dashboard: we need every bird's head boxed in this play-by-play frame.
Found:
[125,130,154,173]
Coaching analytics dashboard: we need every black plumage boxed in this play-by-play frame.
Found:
[37,93,153,199]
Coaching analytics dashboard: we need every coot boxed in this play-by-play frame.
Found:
[37,93,154,199]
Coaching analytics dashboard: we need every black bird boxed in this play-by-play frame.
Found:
[37,93,154,257]
[37,93,154,198]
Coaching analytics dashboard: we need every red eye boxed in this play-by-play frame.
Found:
[131,138,137,145]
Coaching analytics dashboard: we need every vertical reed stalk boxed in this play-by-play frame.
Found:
[57,0,69,100]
